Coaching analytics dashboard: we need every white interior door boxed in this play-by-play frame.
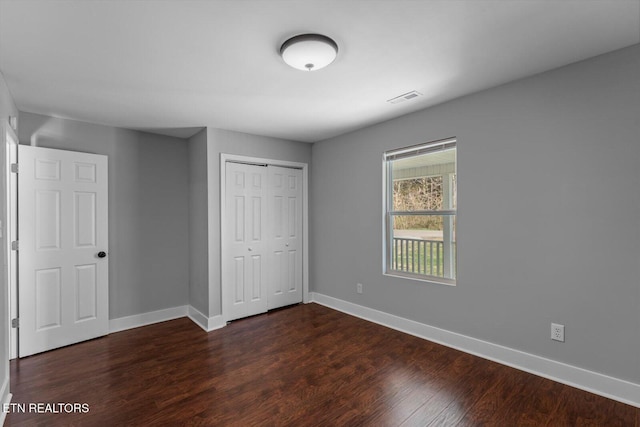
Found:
[18,145,109,357]
[223,162,268,321]
[267,166,303,310]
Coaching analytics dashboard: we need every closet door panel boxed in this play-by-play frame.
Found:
[267,166,303,310]
[223,162,268,321]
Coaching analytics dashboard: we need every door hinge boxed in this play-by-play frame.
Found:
[11,318,18,328]
[11,240,18,251]
[10,163,18,173]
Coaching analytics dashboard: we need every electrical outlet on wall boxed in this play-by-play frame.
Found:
[551,323,565,342]
[356,283,363,294]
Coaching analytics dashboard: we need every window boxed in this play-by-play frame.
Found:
[384,138,457,284]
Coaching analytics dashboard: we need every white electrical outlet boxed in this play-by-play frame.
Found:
[356,283,363,294]
[551,323,565,342]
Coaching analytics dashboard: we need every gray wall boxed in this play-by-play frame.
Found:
[188,128,209,315]
[310,44,640,383]
[0,70,18,411]
[18,112,190,319]
[206,128,311,316]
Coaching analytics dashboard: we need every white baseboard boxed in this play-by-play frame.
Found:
[109,306,189,333]
[310,292,640,408]
[188,306,226,332]
[0,376,11,426]
[109,305,227,334]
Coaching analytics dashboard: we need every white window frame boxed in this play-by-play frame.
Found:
[383,137,457,286]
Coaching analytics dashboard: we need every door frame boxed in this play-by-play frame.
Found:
[3,120,18,359]
[220,153,309,322]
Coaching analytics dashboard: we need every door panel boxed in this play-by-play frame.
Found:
[223,162,268,321]
[75,192,97,247]
[19,145,108,357]
[75,264,97,321]
[251,255,262,300]
[267,166,303,310]
[35,190,61,250]
[35,268,62,330]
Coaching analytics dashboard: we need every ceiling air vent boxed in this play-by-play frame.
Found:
[387,90,422,104]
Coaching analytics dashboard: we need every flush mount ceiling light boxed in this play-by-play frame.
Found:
[280,34,338,71]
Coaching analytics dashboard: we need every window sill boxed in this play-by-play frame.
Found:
[384,271,456,287]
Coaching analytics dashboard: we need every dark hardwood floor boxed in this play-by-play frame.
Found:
[5,303,639,426]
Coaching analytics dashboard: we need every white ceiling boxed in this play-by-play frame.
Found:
[0,1,638,142]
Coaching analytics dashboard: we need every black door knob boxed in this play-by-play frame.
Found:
[97,251,107,258]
